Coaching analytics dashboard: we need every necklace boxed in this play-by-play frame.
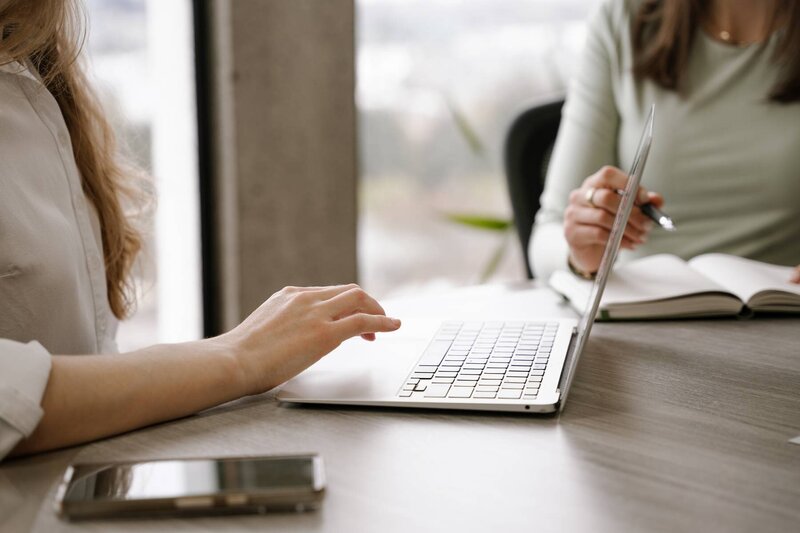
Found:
[704,11,774,47]
[705,19,755,47]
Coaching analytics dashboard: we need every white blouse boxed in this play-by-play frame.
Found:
[0,61,117,460]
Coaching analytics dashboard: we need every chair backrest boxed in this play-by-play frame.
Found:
[503,97,564,279]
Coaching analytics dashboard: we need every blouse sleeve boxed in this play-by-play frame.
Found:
[529,0,623,280]
[0,340,52,460]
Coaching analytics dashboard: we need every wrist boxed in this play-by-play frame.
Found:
[567,254,597,280]
[204,333,254,397]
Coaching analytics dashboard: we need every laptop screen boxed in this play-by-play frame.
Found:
[557,104,655,411]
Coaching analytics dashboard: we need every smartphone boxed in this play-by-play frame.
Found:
[55,453,325,521]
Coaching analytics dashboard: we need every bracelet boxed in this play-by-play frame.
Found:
[567,256,597,280]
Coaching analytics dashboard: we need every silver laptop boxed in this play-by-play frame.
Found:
[279,105,654,414]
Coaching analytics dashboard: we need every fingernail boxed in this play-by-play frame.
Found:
[391,318,401,327]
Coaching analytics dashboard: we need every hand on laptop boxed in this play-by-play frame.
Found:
[222,284,401,395]
[564,166,664,275]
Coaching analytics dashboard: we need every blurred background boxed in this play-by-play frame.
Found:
[84,0,599,350]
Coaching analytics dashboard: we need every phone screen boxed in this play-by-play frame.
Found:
[61,455,322,503]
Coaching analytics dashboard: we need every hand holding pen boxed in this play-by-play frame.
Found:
[616,190,675,231]
[564,165,672,276]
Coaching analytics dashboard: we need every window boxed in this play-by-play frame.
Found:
[86,0,201,351]
[357,0,599,297]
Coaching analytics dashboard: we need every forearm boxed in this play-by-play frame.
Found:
[11,337,245,456]
[530,221,569,280]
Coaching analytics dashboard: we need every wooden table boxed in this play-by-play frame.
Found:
[2,283,799,532]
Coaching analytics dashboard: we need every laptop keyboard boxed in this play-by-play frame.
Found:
[398,321,558,400]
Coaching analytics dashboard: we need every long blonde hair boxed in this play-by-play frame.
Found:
[0,0,144,319]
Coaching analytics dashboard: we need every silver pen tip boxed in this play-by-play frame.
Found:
[659,216,676,231]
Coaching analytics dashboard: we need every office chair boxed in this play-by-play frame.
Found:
[503,97,564,279]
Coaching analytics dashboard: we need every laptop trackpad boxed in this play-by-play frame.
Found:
[277,319,440,402]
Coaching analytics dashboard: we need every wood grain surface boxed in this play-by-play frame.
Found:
[1,285,798,533]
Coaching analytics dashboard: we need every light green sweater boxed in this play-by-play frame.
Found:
[530,0,800,280]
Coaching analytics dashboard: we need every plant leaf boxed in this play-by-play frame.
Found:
[443,212,512,232]
[479,233,510,283]
[445,99,486,156]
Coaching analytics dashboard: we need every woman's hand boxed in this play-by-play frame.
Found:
[564,166,664,275]
[11,284,399,456]
[222,284,401,395]
[790,266,800,284]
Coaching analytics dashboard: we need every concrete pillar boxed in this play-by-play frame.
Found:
[207,0,357,330]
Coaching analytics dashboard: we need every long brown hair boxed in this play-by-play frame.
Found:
[632,0,800,103]
[0,0,145,319]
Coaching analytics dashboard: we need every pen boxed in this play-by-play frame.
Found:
[614,188,676,231]
[640,203,676,231]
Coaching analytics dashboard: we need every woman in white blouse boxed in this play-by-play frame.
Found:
[0,1,400,460]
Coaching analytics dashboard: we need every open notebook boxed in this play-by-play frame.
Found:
[550,253,800,320]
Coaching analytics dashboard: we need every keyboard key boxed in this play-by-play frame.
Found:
[448,387,474,398]
[498,390,522,399]
[432,378,455,384]
[473,391,497,399]
[399,390,413,397]
[424,383,452,398]
[500,383,524,390]
[476,385,499,392]
[484,368,506,374]
[418,340,452,366]
[410,372,434,379]
[503,377,526,383]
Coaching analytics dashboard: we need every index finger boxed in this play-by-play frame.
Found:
[585,166,649,204]
[333,314,402,340]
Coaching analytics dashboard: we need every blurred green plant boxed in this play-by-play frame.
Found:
[442,213,513,283]
[442,97,514,283]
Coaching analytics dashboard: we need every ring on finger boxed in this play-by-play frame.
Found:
[585,187,599,208]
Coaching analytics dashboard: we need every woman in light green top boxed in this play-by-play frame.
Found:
[530,0,800,282]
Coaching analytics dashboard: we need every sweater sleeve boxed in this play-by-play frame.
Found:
[529,0,624,280]
[0,340,52,461]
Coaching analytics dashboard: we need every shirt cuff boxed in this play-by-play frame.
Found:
[0,340,52,437]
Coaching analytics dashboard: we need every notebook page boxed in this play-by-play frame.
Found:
[550,254,729,308]
[600,254,729,305]
[688,254,800,304]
